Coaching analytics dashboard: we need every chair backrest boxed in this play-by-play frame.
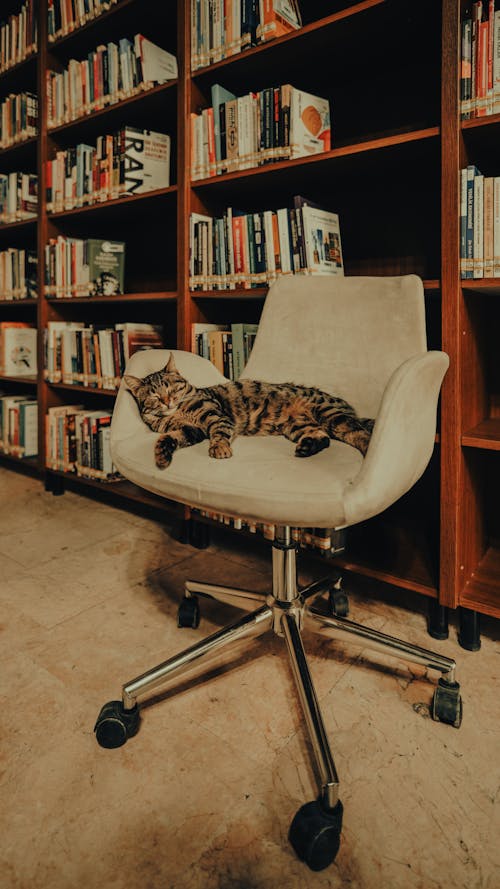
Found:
[242,275,428,419]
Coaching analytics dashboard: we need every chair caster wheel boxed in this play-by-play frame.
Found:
[178,595,200,628]
[94,700,140,748]
[289,799,343,871]
[432,678,463,728]
[328,579,349,617]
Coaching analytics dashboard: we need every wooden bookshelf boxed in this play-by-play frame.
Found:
[0,0,498,633]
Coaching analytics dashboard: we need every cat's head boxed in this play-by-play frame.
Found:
[124,354,193,431]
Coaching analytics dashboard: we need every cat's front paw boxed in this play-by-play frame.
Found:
[209,440,233,459]
[155,435,175,468]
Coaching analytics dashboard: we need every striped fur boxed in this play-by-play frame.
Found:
[124,354,374,469]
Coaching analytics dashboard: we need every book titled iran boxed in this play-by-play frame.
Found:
[121,127,171,195]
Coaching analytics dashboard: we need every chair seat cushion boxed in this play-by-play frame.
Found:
[112,429,364,528]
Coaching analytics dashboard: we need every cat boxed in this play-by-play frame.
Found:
[124,354,374,469]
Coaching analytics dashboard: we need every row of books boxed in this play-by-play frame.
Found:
[0,0,37,74]
[46,127,171,212]
[46,34,177,128]
[48,0,121,43]
[461,1,500,118]
[0,172,37,225]
[0,92,38,149]
[0,248,37,301]
[45,404,118,480]
[189,196,343,291]
[192,321,258,379]
[45,237,125,299]
[191,0,302,70]
[192,508,346,556]
[191,83,331,179]
[43,320,163,389]
[0,393,38,459]
[460,165,500,279]
[0,321,37,376]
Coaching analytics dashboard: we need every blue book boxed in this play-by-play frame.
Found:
[465,165,481,280]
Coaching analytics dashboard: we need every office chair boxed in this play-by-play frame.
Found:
[94,275,462,871]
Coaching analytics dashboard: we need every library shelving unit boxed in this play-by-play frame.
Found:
[0,0,498,643]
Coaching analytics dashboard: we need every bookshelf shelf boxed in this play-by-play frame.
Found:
[0,218,37,233]
[0,374,37,384]
[462,420,500,451]
[47,185,177,219]
[46,291,177,304]
[0,299,38,307]
[48,0,134,49]
[47,80,178,138]
[0,52,37,83]
[47,382,118,396]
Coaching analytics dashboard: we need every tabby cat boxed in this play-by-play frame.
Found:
[124,354,374,469]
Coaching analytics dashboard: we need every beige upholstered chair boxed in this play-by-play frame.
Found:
[94,275,462,871]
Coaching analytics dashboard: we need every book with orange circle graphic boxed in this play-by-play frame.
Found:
[289,87,331,159]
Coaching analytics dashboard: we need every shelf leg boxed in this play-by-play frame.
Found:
[427,600,449,640]
[458,607,481,651]
[45,473,65,497]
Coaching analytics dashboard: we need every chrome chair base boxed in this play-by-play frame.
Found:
[95,527,462,870]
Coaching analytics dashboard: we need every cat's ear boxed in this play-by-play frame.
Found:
[165,353,177,373]
[123,374,143,397]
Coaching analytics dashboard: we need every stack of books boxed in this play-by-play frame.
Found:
[48,0,121,42]
[45,237,126,299]
[189,196,343,291]
[0,248,37,300]
[0,92,37,148]
[0,0,37,73]
[46,127,171,211]
[0,392,37,458]
[0,172,37,224]
[460,1,500,119]
[46,35,177,127]
[45,404,118,480]
[191,321,259,379]
[191,0,302,69]
[191,82,331,179]
[43,320,164,388]
[460,164,500,279]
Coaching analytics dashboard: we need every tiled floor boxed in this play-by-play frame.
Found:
[1,468,499,889]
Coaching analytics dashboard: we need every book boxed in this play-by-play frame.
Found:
[301,204,343,275]
[85,239,125,296]
[231,323,259,378]
[0,323,37,375]
[257,0,302,43]
[134,35,178,84]
[289,86,331,158]
[114,323,164,360]
[120,127,171,194]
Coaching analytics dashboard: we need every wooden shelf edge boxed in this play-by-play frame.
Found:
[46,290,177,304]
[461,111,500,130]
[0,135,37,158]
[0,218,37,233]
[0,452,40,474]
[45,467,181,512]
[192,128,440,189]
[0,299,38,306]
[462,419,500,450]
[48,80,177,135]
[46,382,118,395]
[460,546,500,617]
[48,185,177,218]
[462,278,500,294]
[0,50,37,82]
[334,555,438,599]
[0,374,37,385]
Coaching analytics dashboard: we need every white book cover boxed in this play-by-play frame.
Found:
[289,86,331,159]
[20,399,38,457]
[135,35,178,83]
[301,205,343,275]
[276,208,292,274]
[1,326,37,374]
[122,128,171,195]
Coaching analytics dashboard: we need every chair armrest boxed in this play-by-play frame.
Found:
[344,351,449,526]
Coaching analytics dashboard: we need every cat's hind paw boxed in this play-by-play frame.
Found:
[155,435,174,469]
[295,435,330,458]
[208,440,233,459]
